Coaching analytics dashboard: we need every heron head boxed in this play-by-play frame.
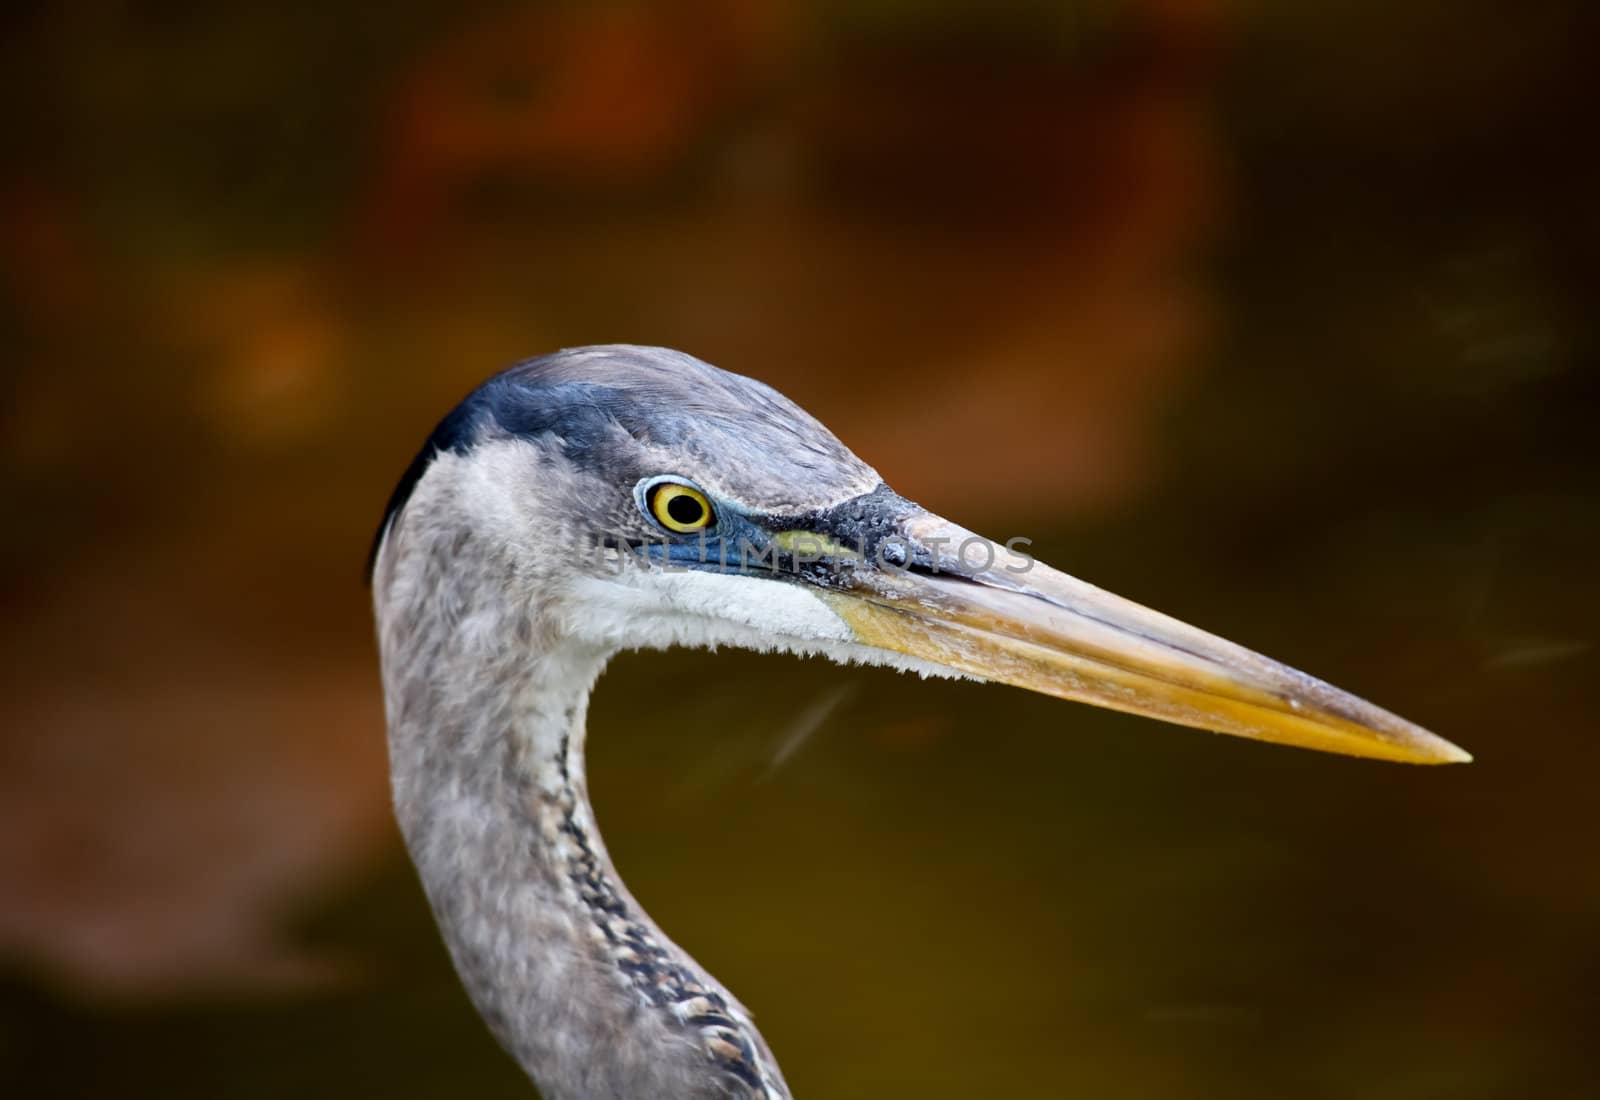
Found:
[373,344,1467,766]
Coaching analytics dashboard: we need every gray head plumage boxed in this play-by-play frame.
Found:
[371,345,881,580]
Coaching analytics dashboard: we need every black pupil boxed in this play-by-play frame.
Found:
[665,492,705,526]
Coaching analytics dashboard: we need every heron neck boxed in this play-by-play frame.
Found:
[374,544,789,1100]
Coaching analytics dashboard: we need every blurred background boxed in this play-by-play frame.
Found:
[2,1,1597,1096]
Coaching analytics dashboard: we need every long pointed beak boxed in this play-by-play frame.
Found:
[818,514,1469,765]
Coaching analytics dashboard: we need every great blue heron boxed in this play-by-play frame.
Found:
[369,345,1468,1099]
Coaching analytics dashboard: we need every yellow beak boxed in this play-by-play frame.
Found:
[818,513,1469,765]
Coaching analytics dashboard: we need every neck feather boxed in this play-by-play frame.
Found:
[373,513,789,1100]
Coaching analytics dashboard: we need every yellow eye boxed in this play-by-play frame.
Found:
[649,482,714,533]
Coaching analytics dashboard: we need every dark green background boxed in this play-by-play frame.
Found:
[3,2,1595,1096]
